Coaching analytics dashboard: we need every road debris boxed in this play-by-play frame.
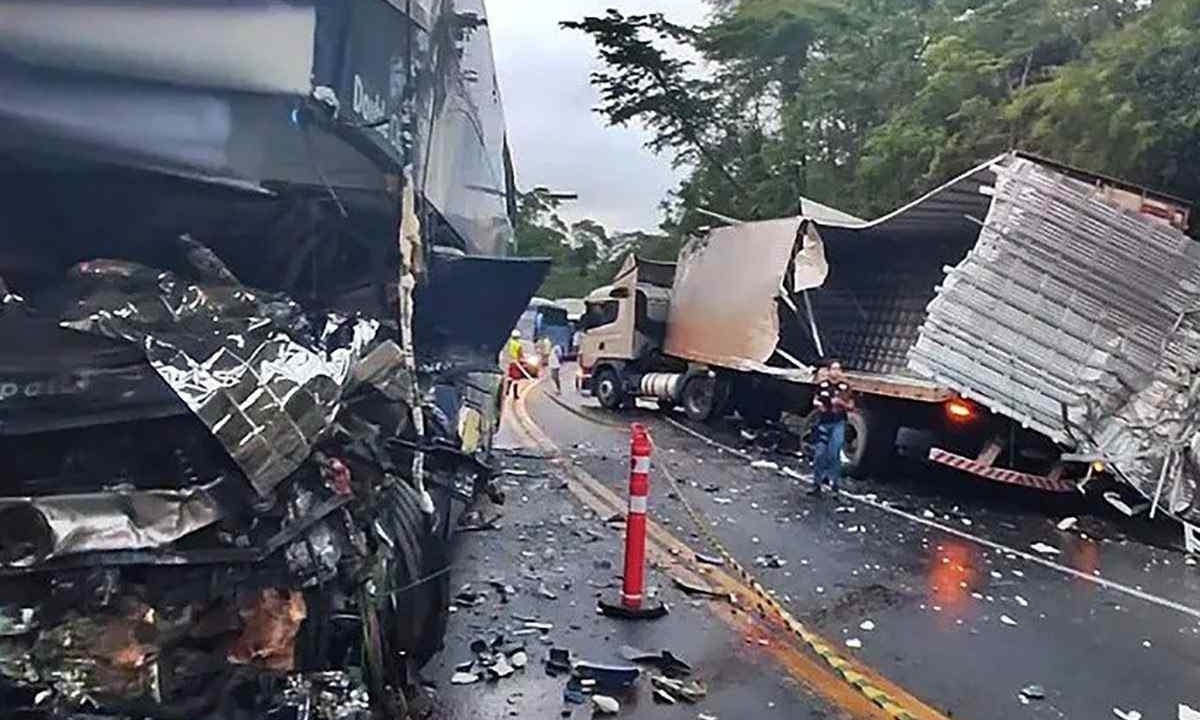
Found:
[1015,596,1029,607]
[671,575,733,601]
[1019,684,1046,700]
[451,671,480,685]
[1030,542,1061,555]
[592,695,621,714]
[750,460,780,471]
[754,553,787,568]
[1180,703,1200,720]
[1113,708,1142,720]
[1057,517,1079,531]
[574,661,641,690]
[1000,615,1018,626]
[845,638,863,649]
[860,620,876,631]
[651,675,709,703]
[620,645,694,677]
[695,551,726,566]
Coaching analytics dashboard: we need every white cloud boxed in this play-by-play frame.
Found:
[487,0,710,233]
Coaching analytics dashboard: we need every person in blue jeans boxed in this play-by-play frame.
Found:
[809,361,854,496]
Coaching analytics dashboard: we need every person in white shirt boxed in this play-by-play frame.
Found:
[548,342,563,393]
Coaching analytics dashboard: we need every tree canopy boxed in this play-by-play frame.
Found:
[561,0,1200,237]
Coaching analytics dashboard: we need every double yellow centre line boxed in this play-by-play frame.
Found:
[507,385,954,720]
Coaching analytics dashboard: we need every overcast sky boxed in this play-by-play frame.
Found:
[487,1,710,234]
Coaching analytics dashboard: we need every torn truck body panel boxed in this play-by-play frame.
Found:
[664,217,807,371]
[0,1,542,717]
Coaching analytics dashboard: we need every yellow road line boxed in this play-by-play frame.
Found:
[509,386,954,720]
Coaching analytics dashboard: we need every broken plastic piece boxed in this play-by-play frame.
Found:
[1113,709,1142,720]
[1000,615,1018,626]
[574,661,640,690]
[591,695,620,714]
[845,638,862,649]
[694,552,725,566]
[1056,517,1078,531]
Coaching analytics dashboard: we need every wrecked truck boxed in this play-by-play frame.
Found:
[579,152,1200,546]
[0,1,546,718]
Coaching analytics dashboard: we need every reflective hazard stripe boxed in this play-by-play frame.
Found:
[632,456,651,474]
[629,495,648,514]
[928,447,1074,493]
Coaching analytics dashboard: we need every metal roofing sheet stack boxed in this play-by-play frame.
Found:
[909,157,1200,517]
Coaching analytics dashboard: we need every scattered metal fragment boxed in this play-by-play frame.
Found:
[845,638,863,649]
[510,651,528,669]
[451,671,480,685]
[1030,542,1060,556]
[671,575,730,601]
[1019,684,1046,700]
[538,583,559,600]
[750,460,779,471]
[1057,517,1079,531]
[859,620,876,631]
[1015,596,1029,608]
[694,552,725,566]
[592,695,621,714]
[524,621,554,631]
[1000,615,1018,626]
[754,553,786,568]
[1180,703,1200,720]
[1113,708,1142,720]
[619,646,693,677]
[654,688,678,704]
[650,675,708,703]
[698,714,719,720]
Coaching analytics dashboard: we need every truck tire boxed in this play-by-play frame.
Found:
[594,367,626,410]
[844,406,899,480]
[682,375,717,422]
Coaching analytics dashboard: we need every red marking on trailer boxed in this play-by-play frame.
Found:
[928,447,1075,493]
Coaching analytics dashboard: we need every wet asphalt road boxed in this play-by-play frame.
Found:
[428,410,835,720]
[517,382,1200,720]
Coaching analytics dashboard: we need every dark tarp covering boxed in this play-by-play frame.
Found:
[415,252,550,366]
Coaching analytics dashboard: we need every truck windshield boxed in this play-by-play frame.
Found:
[582,300,619,330]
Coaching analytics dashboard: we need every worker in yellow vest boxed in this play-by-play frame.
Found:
[505,330,525,399]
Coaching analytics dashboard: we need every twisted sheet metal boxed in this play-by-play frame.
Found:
[909,157,1200,520]
[61,259,386,497]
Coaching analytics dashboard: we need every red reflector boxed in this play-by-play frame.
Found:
[945,398,975,421]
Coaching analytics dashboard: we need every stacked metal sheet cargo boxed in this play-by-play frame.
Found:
[910,157,1200,516]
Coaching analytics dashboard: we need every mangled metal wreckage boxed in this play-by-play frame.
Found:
[0,1,546,718]
[754,153,1200,539]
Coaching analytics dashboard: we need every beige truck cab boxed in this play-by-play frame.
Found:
[577,256,675,407]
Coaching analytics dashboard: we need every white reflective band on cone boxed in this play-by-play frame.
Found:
[632,456,651,473]
[628,496,648,514]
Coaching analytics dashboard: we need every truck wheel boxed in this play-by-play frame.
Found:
[595,368,626,410]
[843,406,899,479]
[682,376,717,422]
